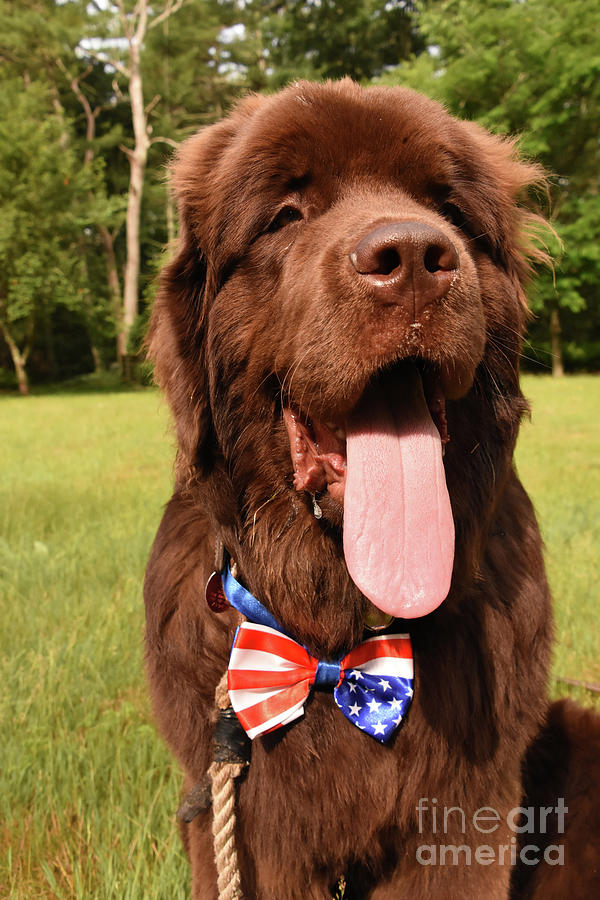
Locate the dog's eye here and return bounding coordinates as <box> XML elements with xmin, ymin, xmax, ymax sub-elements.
<box><xmin>442</xmin><ymin>202</ymin><xmax>470</xmax><ymax>232</ymax></box>
<box><xmin>267</xmin><ymin>205</ymin><xmax>304</xmax><ymax>232</ymax></box>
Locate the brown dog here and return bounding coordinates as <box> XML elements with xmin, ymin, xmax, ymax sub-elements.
<box><xmin>145</xmin><ymin>80</ymin><xmax>599</xmax><ymax>898</ymax></box>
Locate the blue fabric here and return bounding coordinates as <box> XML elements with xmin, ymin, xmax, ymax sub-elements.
<box><xmin>314</xmin><ymin>659</ymin><xmax>342</xmax><ymax>688</ymax></box>
<box><xmin>221</xmin><ymin>567</ymin><xmax>287</xmax><ymax>634</ymax></box>
<box><xmin>333</xmin><ymin>671</ymin><xmax>413</xmax><ymax>743</ymax></box>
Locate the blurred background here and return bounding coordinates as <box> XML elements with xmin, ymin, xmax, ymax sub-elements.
<box><xmin>1</xmin><ymin>2</ymin><xmax>598</xmax><ymax>898</ymax></box>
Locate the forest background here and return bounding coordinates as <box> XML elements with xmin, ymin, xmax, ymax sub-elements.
<box><xmin>0</xmin><ymin>0</ymin><xmax>599</xmax><ymax>394</ymax></box>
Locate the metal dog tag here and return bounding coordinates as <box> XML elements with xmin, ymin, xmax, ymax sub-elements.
<box><xmin>205</xmin><ymin>570</ymin><xmax>230</xmax><ymax>613</ymax></box>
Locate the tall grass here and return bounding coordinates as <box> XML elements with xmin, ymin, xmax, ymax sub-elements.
<box><xmin>516</xmin><ymin>375</ymin><xmax>600</xmax><ymax>694</ymax></box>
<box><xmin>1</xmin><ymin>376</ymin><xmax>598</xmax><ymax>897</ymax></box>
<box><xmin>1</xmin><ymin>392</ymin><xmax>187</xmax><ymax>898</ymax></box>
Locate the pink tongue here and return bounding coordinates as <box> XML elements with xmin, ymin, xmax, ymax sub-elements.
<box><xmin>343</xmin><ymin>366</ymin><xmax>454</xmax><ymax>618</ymax></box>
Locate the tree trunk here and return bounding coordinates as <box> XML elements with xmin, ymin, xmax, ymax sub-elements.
<box><xmin>121</xmin><ymin>36</ymin><xmax>149</xmax><ymax>357</ymax></box>
<box><xmin>61</xmin><ymin>62</ymin><xmax>119</xmax><ymax>369</ymax></box>
<box><xmin>99</xmin><ymin>226</ymin><xmax>125</xmax><ymax>361</ymax></box>
<box><xmin>550</xmin><ymin>305</ymin><xmax>565</xmax><ymax>377</ymax></box>
<box><xmin>1</xmin><ymin>323</ymin><xmax>30</xmax><ymax>395</ymax></box>
<box><xmin>103</xmin><ymin>0</ymin><xmax>184</xmax><ymax>359</ymax></box>
<box><xmin>13</xmin><ymin>355</ymin><xmax>29</xmax><ymax>395</ymax></box>
<box><xmin>166</xmin><ymin>185</ymin><xmax>176</xmax><ymax>246</ymax></box>
<box><xmin>90</xmin><ymin>344</ymin><xmax>102</xmax><ymax>372</ymax></box>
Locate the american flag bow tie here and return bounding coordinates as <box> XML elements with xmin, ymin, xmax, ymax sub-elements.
<box><xmin>227</xmin><ymin>622</ymin><xmax>414</xmax><ymax>742</ymax></box>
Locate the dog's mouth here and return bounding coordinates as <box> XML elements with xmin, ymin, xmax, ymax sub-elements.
<box><xmin>282</xmin><ymin>361</ymin><xmax>455</xmax><ymax>619</ymax></box>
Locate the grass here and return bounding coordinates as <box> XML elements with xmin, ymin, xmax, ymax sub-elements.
<box><xmin>516</xmin><ymin>375</ymin><xmax>600</xmax><ymax>698</ymax></box>
<box><xmin>0</xmin><ymin>391</ymin><xmax>186</xmax><ymax>899</ymax></box>
<box><xmin>1</xmin><ymin>375</ymin><xmax>598</xmax><ymax>898</ymax></box>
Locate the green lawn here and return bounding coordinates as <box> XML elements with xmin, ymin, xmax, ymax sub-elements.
<box><xmin>0</xmin><ymin>392</ymin><xmax>186</xmax><ymax>899</ymax></box>
<box><xmin>516</xmin><ymin>375</ymin><xmax>600</xmax><ymax>694</ymax></box>
<box><xmin>1</xmin><ymin>376</ymin><xmax>598</xmax><ymax>898</ymax></box>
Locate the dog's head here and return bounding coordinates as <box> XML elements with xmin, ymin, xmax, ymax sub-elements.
<box><xmin>149</xmin><ymin>80</ymin><xmax>546</xmax><ymax>650</ymax></box>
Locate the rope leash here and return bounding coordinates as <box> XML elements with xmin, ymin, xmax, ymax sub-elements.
<box><xmin>180</xmin><ymin>543</ymin><xmax>352</xmax><ymax>898</ymax></box>
<box><xmin>209</xmin><ymin>672</ymin><xmax>247</xmax><ymax>900</ymax></box>
<box><xmin>178</xmin><ymin>674</ymin><xmax>350</xmax><ymax>899</ymax></box>
<box><xmin>176</xmin><ymin>671</ymin><xmax>249</xmax><ymax>900</ymax></box>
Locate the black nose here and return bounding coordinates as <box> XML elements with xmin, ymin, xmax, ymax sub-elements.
<box><xmin>349</xmin><ymin>221</ymin><xmax>460</xmax><ymax>318</ymax></box>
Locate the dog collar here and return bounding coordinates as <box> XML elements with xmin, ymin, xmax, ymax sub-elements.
<box><xmin>205</xmin><ymin>539</ymin><xmax>394</xmax><ymax>632</ymax></box>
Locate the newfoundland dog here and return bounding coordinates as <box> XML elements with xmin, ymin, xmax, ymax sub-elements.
<box><xmin>144</xmin><ymin>80</ymin><xmax>600</xmax><ymax>898</ymax></box>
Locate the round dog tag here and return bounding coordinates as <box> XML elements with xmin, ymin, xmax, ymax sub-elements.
<box><xmin>205</xmin><ymin>571</ymin><xmax>230</xmax><ymax>613</ymax></box>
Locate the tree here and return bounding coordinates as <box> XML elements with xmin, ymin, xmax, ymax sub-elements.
<box><xmin>55</xmin><ymin>59</ymin><xmax>131</xmax><ymax>370</ymax></box>
<box><xmin>80</xmin><ymin>1</ymin><xmax>187</xmax><ymax>362</ymax></box>
<box><xmin>0</xmin><ymin>78</ymin><xmax>97</xmax><ymax>393</ymax></box>
<box><xmin>216</xmin><ymin>0</ymin><xmax>422</xmax><ymax>88</ymax></box>
<box><xmin>0</xmin><ymin>0</ymin><xmax>128</xmax><ymax>376</ymax></box>
<box><xmin>0</xmin><ymin>0</ymin><xmax>233</xmax><ymax>382</ymax></box>
<box><xmin>268</xmin><ymin>0</ymin><xmax>421</xmax><ymax>84</ymax></box>
<box><xmin>79</xmin><ymin>0</ymin><xmax>240</xmax><ymax>364</ymax></box>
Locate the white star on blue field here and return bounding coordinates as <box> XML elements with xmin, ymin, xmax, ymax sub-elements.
<box><xmin>333</xmin><ymin>670</ymin><xmax>414</xmax><ymax>742</ymax></box>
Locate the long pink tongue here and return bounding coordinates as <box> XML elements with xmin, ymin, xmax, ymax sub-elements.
<box><xmin>343</xmin><ymin>366</ymin><xmax>454</xmax><ymax>618</ymax></box>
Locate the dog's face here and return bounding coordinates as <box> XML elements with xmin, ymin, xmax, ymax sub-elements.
<box><xmin>150</xmin><ymin>81</ymin><xmax>544</xmax><ymax>642</ymax></box>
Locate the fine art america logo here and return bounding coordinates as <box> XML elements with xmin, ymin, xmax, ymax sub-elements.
<box><xmin>416</xmin><ymin>797</ymin><xmax>567</xmax><ymax>866</ymax></box>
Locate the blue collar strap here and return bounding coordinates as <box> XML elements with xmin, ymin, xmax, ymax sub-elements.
<box><xmin>221</xmin><ymin>566</ymin><xmax>288</xmax><ymax>634</ymax></box>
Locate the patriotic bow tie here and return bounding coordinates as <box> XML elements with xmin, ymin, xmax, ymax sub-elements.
<box><xmin>219</xmin><ymin>567</ymin><xmax>414</xmax><ymax>743</ymax></box>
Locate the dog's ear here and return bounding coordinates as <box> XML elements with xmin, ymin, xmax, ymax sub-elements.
<box><xmin>147</xmin><ymin>220</ymin><xmax>213</xmax><ymax>478</ymax></box>
<box><xmin>147</xmin><ymin>97</ymin><xmax>264</xmax><ymax>480</ymax></box>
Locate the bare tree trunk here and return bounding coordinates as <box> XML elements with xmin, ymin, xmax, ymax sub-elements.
<box><xmin>166</xmin><ymin>185</ymin><xmax>176</xmax><ymax>246</ymax></box>
<box><xmin>99</xmin><ymin>225</ymin><xmax>125</xmax><ymax>360</ymax></box>
<box><xmin>86</xmin><ymin>0</ymin><xmax>185</xmax><ymax>361</ymax></box>
<box><xmin>90</xmin><ymin>345</ymin><xmax>102</xmax><ymax>372</ymax></box>
<box><xmin>12</xmin><ymin>354</ymin><xmax>29</xmax><ymax>395</ymax></box>
<box><xmin>1</xmin><ymin>322</ymin><xmax>30</xmax><ymax>395</ymax></box>
<box><xmin>58</xmin><ymin>60</ymin><xmax>124</xmax><ymax>366</ymax></box>
<box><xmin>122</xmin><ymin>34</ymin><xmax>149</xmax><ymax>356</ymax></box>
<box><xmin>550</xmin><ymin>305</ymin><xmax>565</xmax><ymax>377</ymax></box>
<box><xmin>122</xmin><ymin>0</ymin><xmax>150</xmax><ymax>358</ymax></box>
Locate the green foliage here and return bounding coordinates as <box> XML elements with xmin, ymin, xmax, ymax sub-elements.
<box><xmin>126</xmin><ymin>309</ymin><xmax>151</xmax><ymax>357</ymax></box>
<box><xmin>216</xmin><ymin>0</ymin><xmax>422</xmax><ymax>88</ymax></box>
<box><xmin>142</xmin><ymin>0</ymin><xmax>239</xmax><ymax>132</ymax></box>
<box><xmin>0</xmin><ymin>0</ymin><xmax>240</xmax><ymax>388</ymax></box>
<box><xmin>0</xmin><ymin>78</ymin><xmax>98</xmax><ymax>356</ymax></box>
<box><xmin>266</xmin><ymin>0</ymin><xmax>421</xmax><ymax>84</ymax></box>
<box><xmin>125</xmin><ymin>309</ymin><xmax>155</xmax><ymax>384</ymax></box>
<box><xmin>0</xmin><ymin>0</ymin><xmax>598</xmax><ymax>380</ymax></box>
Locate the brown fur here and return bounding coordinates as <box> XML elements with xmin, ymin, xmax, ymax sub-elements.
<box><xmin>144</xmin><ymin>81</ymin><xmax>599</xmax><ymax>898</ymax></box>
